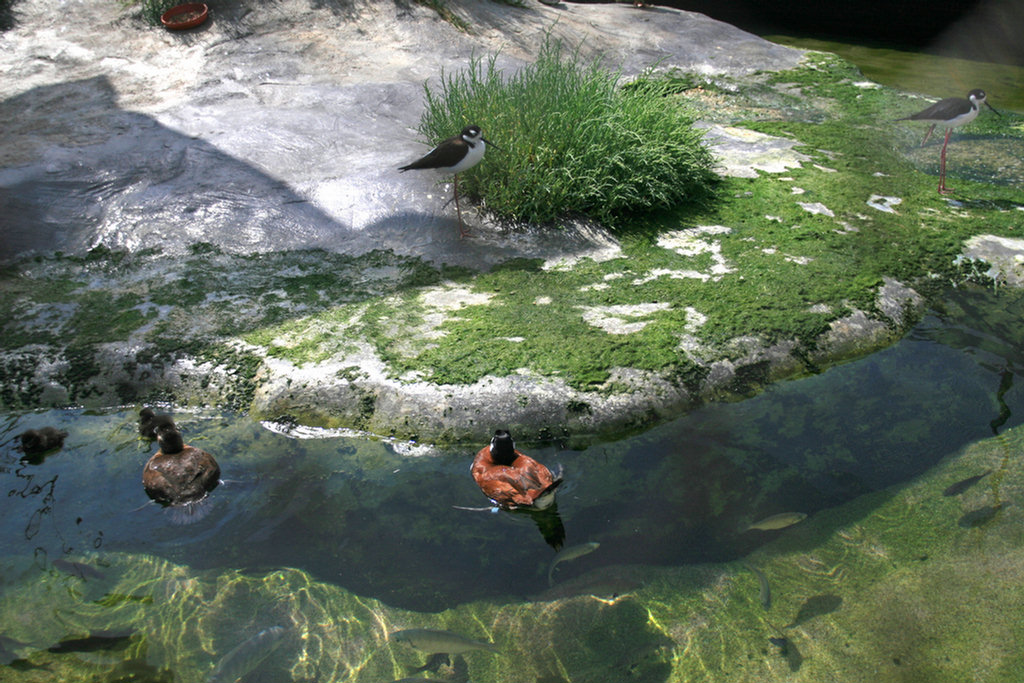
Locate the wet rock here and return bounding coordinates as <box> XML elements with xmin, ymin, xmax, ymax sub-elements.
<box><xmin>959</xmin><ymin>234</ymin><xmax>1024</xmax><ymax>286</ymax></box>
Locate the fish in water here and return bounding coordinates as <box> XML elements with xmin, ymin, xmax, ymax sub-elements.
<box><xmin>390</xmin><ymin>628</ymin><xmax>498</xmax><ymax>654</ymax></box>
<box><xmin>19</xmin><ymin>427</ymin><xmax>68</xmax><ymax>456</ymax></box>
<box><xmin>47</xmin><ymin>629</ymin><xmax>135</xmax><ymax>653</ymax></box>
<box><xmin>547</xmin><ymin>541</ymin><xmax>600</xmax><ymax>587</ymax></box>
<box><xmin>139</xmin><ymin>407</ymin><xmax>176</xmax><ymax>440</ymax></box>
<box><xmin>743</xmin><ymin>563</ymin><xmax>771</xmax><ymax>610</ymax></box>
<box><xmin>958</xmin><ymin>503</ymin><xmax>1003</xmax><ymax>528</ymax></box>
<box><xmin>744</xmin><ymin>512</ymin><xmax>807</xmax><ymax>532</ymax></box>
<box><xmin>53</xmin><ymin>559</ymin><xmax>106</xmax><ymax>581</ymax></box>
<box><xmin>942</xmin><ymin>470</ymin><xmax>992</xmax><ymax>497</ymax></box>
<box><xmin>207</xmin><ymin>625</ymin><xmax>287</xmax><ymax>683</ymax></box>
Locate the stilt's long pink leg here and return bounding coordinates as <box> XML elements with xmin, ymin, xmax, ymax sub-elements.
<box><xmin>453</xmin><ymin>174</ymin><xmax>469</xmax><ymax>239</ymax></box>
<box><xmin>921</xmin><ymin>124</ymin><xmax>936</xmax><ymax>147</ymax></box>
<box><xmin>938</xmin><ymin>128</ymin><xmax>953</xmax><ymax>195</ymax></box>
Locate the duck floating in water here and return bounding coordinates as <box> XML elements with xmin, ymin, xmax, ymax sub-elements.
<box><xmin>19</xmin><ymin>426</ymin><xmax>68</xmax><ymax>462</ymax></box>
<box><xmin>138</xmin><ymin>407</ymin><xmax>176</xmax><ymax>440</ymax></box>
<box><xmin>142</xmin><ymin>425</ymin><xmax>220</xmax><ymax>509</ymax></box>
<box><xmin>471</xmin><ymin>429</ymin><xmax>562</xmax><ymax>511</ymax></box>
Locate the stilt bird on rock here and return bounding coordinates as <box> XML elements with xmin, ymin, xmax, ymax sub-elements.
<box><xmin>399</xmin><ymin>125</ymin><xmax>496</xmax><ymax>238</ymax></box>
<box><xmin>897</xmin><ymin>89</ymin><xmax>999</xmax><ymax>194</ymax></box>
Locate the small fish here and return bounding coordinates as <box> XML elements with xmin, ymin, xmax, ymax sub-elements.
<box><xmin>46</xmin><ymin>629</ymin><xmax>134</xmax><ymax>653</ymax></box>
<box><xmin>53</xmin><ymin>559</ymin><xmax>106</xmax><ymax>581</ymax></box>
<box><xmin>958</xmin><ymin>504</ymin><xmax>1003</xmax><ymax>528</ymax></box>
<box><xmin>942</xmin><ymin>470</ymin><xmax>992</xmax><ymax>497</ymax></box>
<box><xmin>535</xmin><ymin>574</ymin><xmax>641</xmax><ymax>602</ymax></box>
<box><xmin>207</xmin><ymin>625</ymin><xmax>287</xmax><ymax>683</ymax></box>
<box><xmin>390</xmin><ymin>628</ymin><xmax>498</xmax><ymax>654</ymax></box>
<box><xmin>547</xmin><ymin>541</ymin><xmax>600</xmax><ymax>586</ymax></box>
<box><xmin>744</xmin><ymin>512</ymin><xmax>807</xmax><ymax>532</ymax></box>
<box><xmin>743</xmin><ymin>564</ymin><xmax>771</xmax><ymax>610</ymax></box>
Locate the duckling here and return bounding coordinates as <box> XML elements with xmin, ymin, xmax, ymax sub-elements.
<box><xmin>138</xmin><ymin>407</ymin><xmax>176</xmax><ymax>440</ymax></box>
<box><xmin>142</xmin><ymin>425</ymin><xmax>220</xmax><ymax>507</ymax></box>
<box><xmin>471</xmin><ymin>429</ymin><xmax>562</xmax><ymax>510</ymax></box>
<box><xmin>19</xmin><ymin>427</ymin><xmax>68</xmax><ymax>456</ymax></box>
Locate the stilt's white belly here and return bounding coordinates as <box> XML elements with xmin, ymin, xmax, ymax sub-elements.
<box><xmin>449</xmin><ymin>140</ymin><xmax>485</xmax><ymax>173</ymax></box>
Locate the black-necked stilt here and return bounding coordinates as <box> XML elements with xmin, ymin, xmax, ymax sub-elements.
<box><xmin>399</xmin><ymin>124</ymin><xmax>496</xmax><ymax>238</ymax></box>
<box><xmin>897</xmin><ymin>89</ymin><xmax>1000</xmax><ymax>195</ymax></box>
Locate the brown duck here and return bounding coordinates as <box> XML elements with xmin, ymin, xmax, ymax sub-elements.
<box><xmin>142</xmin><ymin>425</ymin><xmax>220</xmax><ymax>506</ymax></box>
<box><xmin>471</xmin><ymin>429</ymin><xmax>562</xmax><ymax>510</ymax></box>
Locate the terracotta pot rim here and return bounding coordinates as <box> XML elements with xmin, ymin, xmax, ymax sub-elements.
<box><xmin>160</xmin><ymin>2</ymin><xmax>209</xmax><ymax>30</ymax></box>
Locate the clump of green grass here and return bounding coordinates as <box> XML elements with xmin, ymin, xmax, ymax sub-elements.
<box><xmin>416</xmin><ymin>39</ymin><xmax>718</xmax><ymax>227</ymax></box>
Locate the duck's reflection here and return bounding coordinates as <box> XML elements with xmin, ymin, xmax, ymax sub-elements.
<box><xmin>512</xmin><ymin>502</ymin><xmax>566</xmax><ymax>551</ymax></box>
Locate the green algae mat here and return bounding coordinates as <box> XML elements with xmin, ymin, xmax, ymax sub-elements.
<box><xmin>2</xmin><ymin>423</ymin><xmax>1021</xmax><ymax>682</ymax></box>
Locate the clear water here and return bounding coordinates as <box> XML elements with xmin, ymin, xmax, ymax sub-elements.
<box><xmin>3</xmin><ymin>286</ymin><xmax>1022</xmax><ymax>617</ymax></box>
<box><xmin>762</xmin><ymin>34</ymin><xmax>1024</xmax><ymax>113</ymax></box>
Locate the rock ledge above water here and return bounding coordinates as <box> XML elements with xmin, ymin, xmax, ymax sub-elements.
<box><xmin>3</xmin><ymin>0</ymin><xmax>1020</xmax><ymax>443</ymax></box>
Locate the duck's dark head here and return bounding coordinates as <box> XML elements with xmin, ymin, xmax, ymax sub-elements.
<box><xmin>139</xmin><ymin>407</ymin><xmax>176</xmax><ymax>437</ymax></box>
<box><xmin>156</xmin><ymin>425</ymin><xmax>184</xmax><ymax>454</ymax></box>
<box><xmin>20</xmin><ymin>429</ymin><xmax>43</xmax><ymax>453</ymax></box>
<box><xmin>489</xmin><ymin>429</ymin><xmax>518</xmax><ymax>466</ymax></box>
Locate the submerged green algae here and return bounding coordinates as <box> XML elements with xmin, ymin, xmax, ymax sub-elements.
<box><xmin>2</xmin><ymin>424</ymin><xmax>1021</xmax><ymax>682</ymax></box>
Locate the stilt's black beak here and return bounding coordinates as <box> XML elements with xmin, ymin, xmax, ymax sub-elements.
<box><xmin>985</xmin><ymin>101</ymin><xmax>1002</xmax><ymax>117</ymax></box>
<box><xmin>482</xmin><ymin>137</ymin><xmax>502</xmax><ymax>152</ymax></box>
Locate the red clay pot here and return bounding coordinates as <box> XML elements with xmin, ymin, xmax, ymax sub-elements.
<box><xmin>161</xmin><ymin>3</ymin><xmax>209</xmax><ymax>30</ymax></box>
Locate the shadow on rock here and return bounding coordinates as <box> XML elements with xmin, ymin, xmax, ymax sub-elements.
<box><xmin>769</xmin><ymin>636</ymin><xmax>803</xmax><ymax>672</ymax></box>
<box><xmin>784</xmin><ymin>593</ymin><xmax>842</xmax><ymax>628</ymax></box>
<box><xmin>1</xmin><ymin>76</ymin><xmax>627</xmax><ymax>272</ymax></box>
<box><xmin>0</xmin><ymin>76</ymin><xmax>356</xmax><ymax>263</ymax></box>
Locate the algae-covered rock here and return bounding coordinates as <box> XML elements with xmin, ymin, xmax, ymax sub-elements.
<box><xmin>1</xmin><ymin>0</ymin><xmax>1022</xmax><ymax>441</ymax></box>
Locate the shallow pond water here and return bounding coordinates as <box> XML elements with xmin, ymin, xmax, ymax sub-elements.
<box><xmin>762</xmin><ymin>34</ymin><xmax>1024</xmax><ymax>113</ymax></box>
<box><xmin>2</xmin><ymin>286</ymin><xmax>1023</xmax><ymax>667</ymax></box>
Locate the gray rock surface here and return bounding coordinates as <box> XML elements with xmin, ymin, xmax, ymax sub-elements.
<box><xmin>1</xmin><ymin>0</ymin><xmax>802</xmax><ymax>266</ymax></box>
